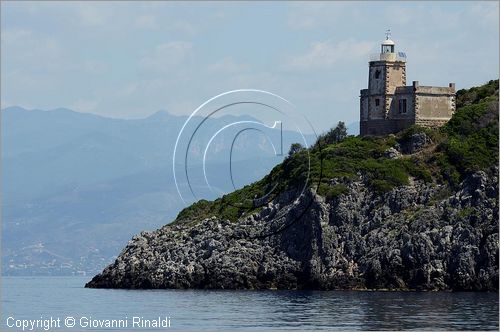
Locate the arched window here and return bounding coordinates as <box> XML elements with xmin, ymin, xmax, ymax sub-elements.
<box><xmin>375</xmin><ymin>69</ymin><xmax>381</xmax><ymax>79</ymax></box>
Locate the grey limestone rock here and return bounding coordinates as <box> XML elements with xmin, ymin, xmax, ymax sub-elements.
<box><xmin>86</xmin><ymin>170</ymin><xmax>498</xmax><ymax>291</ymax></box>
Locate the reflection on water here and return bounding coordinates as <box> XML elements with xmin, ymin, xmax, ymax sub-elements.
<box><xmin>2</xmin><ymin>277</ymin><xmax>498</xmax><ymax>331</ymax></box>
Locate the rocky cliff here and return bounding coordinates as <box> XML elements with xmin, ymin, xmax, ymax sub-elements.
<box><xmin>85</xmin><ymin>167</ymin><xmax>498</xmax><ymax>290</ymax></box>
<box><xmin>86</xmin><ymin>80</ymin><xmax>499</xmax><ymax>291</ymax></box>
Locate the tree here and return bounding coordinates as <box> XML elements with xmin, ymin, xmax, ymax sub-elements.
<box><xmin>331</xmin><ymin>121</ymin><xmax>347</xmax><ymax>143</ymax></box>
<box><xmin>288</xmin><ymin>143</ymin><xmax>304</xmax><ymax>157</ymax></box>
<box><xmin>316</xmin><ymin>121</ymin><xmax>348</xmax><ymax>147</ymax></box>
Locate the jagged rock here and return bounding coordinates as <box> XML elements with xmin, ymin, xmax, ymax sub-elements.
<box><xmin>384</xmin><ymin>147</ymin><xmax>401</xmax><ymax>159</ymax></box>
<box><xmin>398</xmin><ymin>132</ymin><xmax>432</xmax><ymax>154</ymax></box>
<box><xmin>86</xmin><ymin>170</ymin><xmax>498</xmax><ymax>291</ymax></box>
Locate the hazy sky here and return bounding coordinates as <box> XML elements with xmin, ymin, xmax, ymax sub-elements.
<box><xmin>1</xmin><ymin>1</ymin><xmax>498</xmax><ymax>132</ymax></box>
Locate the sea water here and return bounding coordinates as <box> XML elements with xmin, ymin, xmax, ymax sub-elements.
<box><xmin>1</xmin><ymin>277</ymin><xmax>498</xmax><ymax>331</ymax></box>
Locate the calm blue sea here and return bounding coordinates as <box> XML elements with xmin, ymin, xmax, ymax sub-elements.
<box><xmin>1</xmin><ymin>277</ymin><xmax>498</xmax><ymax>331</ymax></box>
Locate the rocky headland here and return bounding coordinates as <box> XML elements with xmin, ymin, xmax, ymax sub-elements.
<box><xmin>86</xmin><ymin>80</ymin><xmax>499</xmax><ymax>291</ymax></box>
<box><xmin>85</xmin><ymin>169</ymin><xmax>498</xmax><ymax>290</ymax></box>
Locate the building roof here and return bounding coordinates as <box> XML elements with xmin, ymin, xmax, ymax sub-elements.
<box><xmin>382</xmin><ymin>38</ymin><xmax>395</xmax><ymax>46</ymax></box>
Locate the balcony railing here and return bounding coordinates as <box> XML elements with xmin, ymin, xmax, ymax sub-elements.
<box><xmin>370</xmin><ymin>52</ymin><xmax>407</xmax><ymax>62</ymax></box>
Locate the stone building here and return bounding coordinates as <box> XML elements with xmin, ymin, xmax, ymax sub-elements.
<box><xmin>360</xmin><ymin>32</ymin><xmax>456</xmax><ymax>136</ymax></box>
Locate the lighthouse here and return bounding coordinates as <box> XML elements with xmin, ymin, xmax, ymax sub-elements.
<box><xmin>360</xmin><ymin>31</ymin><xmax>455</xmax><ymax>136</ymax></box>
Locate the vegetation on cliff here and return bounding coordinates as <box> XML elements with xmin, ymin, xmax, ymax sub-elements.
<box><xmin>87</xmin><ymin>80</ymin><xmax>499</xmax><ymax>291</ymax></box>
<box><xmin>175</xmin><ymin>80</ymin><xmax>499</xmax><ymax>224</ymax></box>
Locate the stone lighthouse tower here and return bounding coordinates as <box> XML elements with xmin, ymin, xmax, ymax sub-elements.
<box><xmin>367</xmin><ymin>31</ymin><xmax>406</xmax><ymax>117</ymax></box>
<box><xmin>360</xmin><ymin>31</ymin><xmax>455</xmax><ymax>136</ymax></box>
<box><xmin>360</xmin><ymin>30</ymin><xmax>407</xmax><ymax>135</ymax></box>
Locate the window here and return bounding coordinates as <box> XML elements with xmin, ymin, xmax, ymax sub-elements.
<box><xmin>399</xmin><ymin>99</ymin><xmax>407</xmax><ymax>114</ymax></box>
<box><xmin>375</xmin><ymin>69</ymin><xmax>381</xmax><ymax>79</ymax></box>
<box><xmin>382</xmin><ymin>45</ymin><xmax>394</xmax><ymax>53</ymax></box>
<box><xmin>375</xmin><ymin>98</ymin><xmax>380</xmax><ymax>106</ymax></box>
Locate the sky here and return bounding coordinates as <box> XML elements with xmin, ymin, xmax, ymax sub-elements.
<box><xmin>1</xmin><ymin>1</ymin><xmax>499</xmax><ymax>132</ymax></box>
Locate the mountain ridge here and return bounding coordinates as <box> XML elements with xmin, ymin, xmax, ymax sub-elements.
<box><xmin>2</xmin><ymin>106</ymin><xmax>315</xmax><ymax>275</ymax></box>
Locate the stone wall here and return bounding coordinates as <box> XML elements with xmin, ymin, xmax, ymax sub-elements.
<box><xmin>360</xmin><ymin>89</ymin><xmax>369</xmax><ymax>122</ymax></box>
<box><xmin>368</xmin><ymin>62</ymin><xmax>386</xmax><ymax>95</ymax></box>
<box><xmin>384</xmin><ymin>61</ymin><xmax>406</xmax><ymax>95</ymax></box>
<box><xmin>364</xmin><ymin>60</ymin><xmax>407</xmax><ymax>122</ymax></box>
<box><xmin>360</xmin><ymin>59</ymin><xmax>455</xmax><ymax>136</ymax></box>
<box><xmin>415</xmin><ymin>85</ymin><xmax>456</xmax><ymax>125</ymax></box>
<box><xmin>414</xmin><ymin>118</ymin><xmax>450</xmax><ymax>128</ymax></box>
<box><xmin>388</xmin><ymin>86</ymin><xmax>415</xmax><ymax>121</ymax></box>
<box><xmin>360</xmin><ymin>118</ymin><xmax>414</xmax><ymax>136</ymax></box>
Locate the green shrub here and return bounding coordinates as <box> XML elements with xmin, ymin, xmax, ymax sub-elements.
<box><xmin>370</xmin><ymin>179</ymin><xmax>394</xmax><ymax>193</ymax></box>
<box><xmin>318</xmin><ymin>183</ymin><xmax>349</xmax><ymax>200</ymax></box>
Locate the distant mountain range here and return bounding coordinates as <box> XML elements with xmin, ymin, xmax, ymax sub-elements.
<box><xmin>2</xmin><ymin>106</ymin><xmax>323</xmax><ymax>275</ymax></box>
